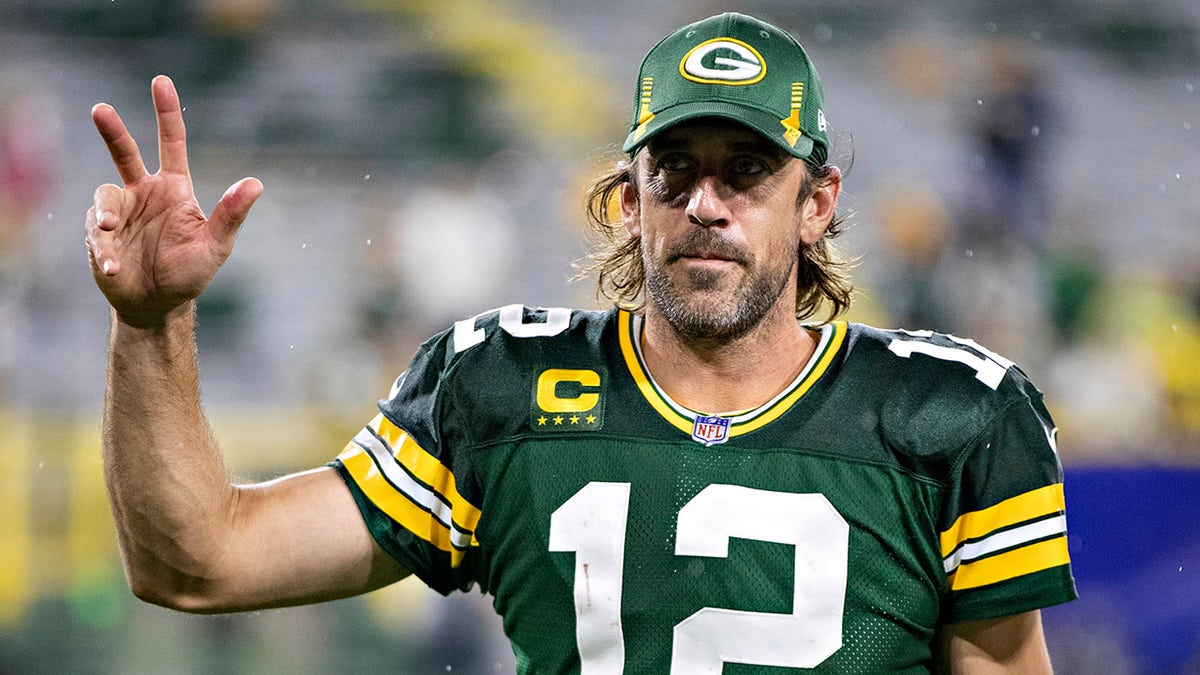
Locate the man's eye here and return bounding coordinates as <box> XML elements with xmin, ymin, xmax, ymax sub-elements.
<box><xmin>729</xmin><ymin>157</ymin><xmax>768</xmax><ymax>176</ymax></box>
<box><xmin>656</xmin><ymin>155</ymin><xmax>692</xmax><ymax>173</ymax></box>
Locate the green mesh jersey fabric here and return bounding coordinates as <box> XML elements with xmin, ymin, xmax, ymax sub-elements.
<box><xmin>330</xmin><ymin>306</ymin><xmax>1076</xmax><ymax>673</ymax></box>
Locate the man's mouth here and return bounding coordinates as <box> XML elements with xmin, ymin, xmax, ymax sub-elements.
<box><xmin>670</xmin><ymin>249</ymin><xmax>746</xmax><ymax>268</ymax></box>
<box><xmin>667</xmin><ymin>233</ymin><xmax>748</xmax><ymax>266</ymax></box>
<box><xmin>684</xmin><ymin>249</ymin><xmax>733</xmax><ymax>261</ymax></box>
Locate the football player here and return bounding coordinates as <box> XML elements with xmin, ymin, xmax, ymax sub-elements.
<box><xmin>85</xmin><ymin>12</ymin><xmax>1075</xmax><ymax>673</ymax></box>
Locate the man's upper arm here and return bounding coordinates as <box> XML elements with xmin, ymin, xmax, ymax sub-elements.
<box><xmin>173</xmin><ymin>466</ymin><xmax>410</xmax><ymax>613</ymax></box>
<box><xmin>935</xmin><ymin>610</ymin><xmax>1053</xmax><ymax>674</ymax></box>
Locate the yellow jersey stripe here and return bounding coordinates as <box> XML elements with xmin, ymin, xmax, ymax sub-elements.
<box><xmin>735</xmin><ymin>322</ymin><xmax>846</xmax><ymax>434</ymax></box>
<box><xmin>948</xmin><ymin>536</ymin><xmax>1070</xmax><ymax>591</ymax></box>
<box><xmin>944</xmin><ymin>514</ymin><xmax>1067</xmax><ymax>574</ymax></box>
<box><xmin>337</xmin><ymin>444</ymin><xmax>469</xmax><ymax>566</ymax></box>
<box><xmin>618</xmin><ymin>311</ymin><xmax>693</xmax><ymax>435</ymax></box>
<box><xmin>351</xmin><ymin>423</ymin><xmax>480</xmax><ymax>545</ymax></box>
<box><xmin>371</xmin><ymin>415</ymin><xmax>482</xmax><ymax>534</ymax></box>
<box><xmin>940</xmin><ymin>483</ymin><xmax>1065</xmax><ymax>556</ymax></box>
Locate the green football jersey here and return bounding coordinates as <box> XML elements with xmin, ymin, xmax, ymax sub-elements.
<box><xmin>330</xmin><ymin>305</ymin><xmax>1076</xmax><ymax>673</ymax></box>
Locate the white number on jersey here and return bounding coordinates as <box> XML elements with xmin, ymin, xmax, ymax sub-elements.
<box><xmin>887</xmin><ymin>331</ymin><xmax>1015</xmax><ymax>391</ymax></box>
<box><xmin>549</xmin><ymin>482</ymin><xmax>849</xmax><ymax>673</ymax></box>
<box><xmin>453</xmin><ymin>305</ymin><xmax>572</xmax><ymax>353</ymax></box>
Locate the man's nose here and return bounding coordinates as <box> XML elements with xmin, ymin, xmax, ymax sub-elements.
<box><xmin>685</xmin><ymin>176</ymin><xmax>731</xmax><ymax>227</ymax></box>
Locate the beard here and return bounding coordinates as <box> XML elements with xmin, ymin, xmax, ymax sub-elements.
<box><xmin>643</xmin><ymin>228</ymin><xmax>797</xmax><ymax>342</ymax></box>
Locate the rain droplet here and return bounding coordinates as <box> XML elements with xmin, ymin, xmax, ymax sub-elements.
<box><xmin>289</xmin><ymin>344</ymin><xmax>295</xmax><ymax>349</ymax></box>
<box><xmin>1186</xmin><ymin>122</ymin><xmax>1193</xmax><ymax>130</ymax></box>
<box><xmin>301</xmin><ymin>243</ymin><xmax>307</xmax><ymax>249</ymax></box>
<box><xmin>1031</xmin><ymin>126</ymin><xmax>1040</xmax><ymax>136</ymax></box>
<box><xmin>47</xmin><ymin>212</ymin><xmax>54</xmax><ymax>220</ymax></box>
<box><xmin>364</xmin><ymin>174</ymin><xmax>371</xmax><ymax>181</ymax></box>
<box><xmin>366</xmin><ymin>238</ymin><xmax>372</xmax><ymax>245</ymax></box>
<box><xmin>985</xmin><ymin>22</ymin><xmax>998</xmax><ymax>32</ymax></box>
<box><xmin>965</xmin><ymin>249</ymin><xmax>975</xmax><ymax>258</ymax></box>
<box><xmin>977</xmin><ymin>99</ymin><xmax>984</xmax><ymax>106</ymax></box>
<box><xmin>1177</xmin><ymin>174</ymin><xmax>1182</xmax><ymax>179</ymax></box>
<box><xmin>1031</xmin><ymin>30</ymin><xmax>1042</xmax><ymax>40</ymax></box>
<box><xmin>1187</xmin><ymin>84</ymin><xmax>1195</xmax><ymax>92</ymax></box>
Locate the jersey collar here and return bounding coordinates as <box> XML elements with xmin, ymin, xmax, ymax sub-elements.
<box><xmin>617</xmin><ymin>310</ymin><xmax>847</xmax><ymax>439</ymax></box>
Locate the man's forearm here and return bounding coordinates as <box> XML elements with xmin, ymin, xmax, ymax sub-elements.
<box><xmin>102</xmin><ymin>302</ymin><xmax>237</xmax><ymax>605</ymax></box>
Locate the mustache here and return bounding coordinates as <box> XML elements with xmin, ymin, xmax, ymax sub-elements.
<box><xmin>664</xmin><ymin>229</ymin><xmax>751</xmax><ymax>265</ymax></box>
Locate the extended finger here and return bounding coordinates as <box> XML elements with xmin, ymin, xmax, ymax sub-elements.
<box><xmin>92</xmin><ymin>103</ymin><xmax>149</xmax><ymax>185</ymax></box>
<box><xmin>92</xmin><ymin>183</ymin><xmax>126</xmax><ymax>232</ymax></box>
<box><xmin>208</xmin><ymin>177</ymin><xmax>263</xmax><ymax>241</ymax></box>
<box><xmin>152</xmin><ymin>75</ymin><xmax>190</xmax><ymax>176</ymax></box>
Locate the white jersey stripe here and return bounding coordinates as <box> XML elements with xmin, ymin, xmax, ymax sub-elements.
<box><xmin>943</xmin><ymin>514</ymin><xmax>1067</xmax><ymax>574</ymax></box>
<box><xmin>353</xmin><ymin>428</ymin><xmax>475</xmax><ymax>550</ymax></box>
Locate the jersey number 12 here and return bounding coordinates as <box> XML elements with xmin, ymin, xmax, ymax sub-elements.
<box><xmin>549</xmin><ymin>482</ymin><xmax>849</xmax><ymax>673</ymax></box>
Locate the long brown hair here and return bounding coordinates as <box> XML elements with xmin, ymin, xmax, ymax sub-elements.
<box><xmin>579</xmin><ymin>155</ymin><xmax>855</xmax><ymax>323</ymax></box>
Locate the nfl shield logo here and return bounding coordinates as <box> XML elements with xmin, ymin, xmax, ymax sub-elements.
<box><xmin>691</xmin><ymin>415</ymin><xmax>731</xmax><ymax>446</ymax></box>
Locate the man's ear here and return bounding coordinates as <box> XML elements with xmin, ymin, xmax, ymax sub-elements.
<box><xmin>621</xmin><ymin>178</ymin><xmax>641</xmax><ymax>238</ymax></box>
<box><xmin>798</xmin><ymin>166</ymin><xmax>842</xmax><ymax>244</ymax></box>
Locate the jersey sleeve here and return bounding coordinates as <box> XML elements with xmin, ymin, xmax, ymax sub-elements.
<box><xmin>938</xmin><ymin>377</ymin><xmax>1078</xmax><ymax>622</ymax></box>
<box><xmin>328</xmin><ymin>328</ymin><xmax>485</xmax><ymax>596</ymax></box>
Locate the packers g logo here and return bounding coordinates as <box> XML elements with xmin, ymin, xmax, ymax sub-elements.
<box><xmin>680</xmin><ymin>38</ymin><xmax>766</xmax><ymax>85</ymax></box>
<box><xmin>532</xmin><ymin>368</ymin><xmax>605</xmax><ymax>431</ymax></box>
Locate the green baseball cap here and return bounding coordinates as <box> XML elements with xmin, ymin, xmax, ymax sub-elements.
<box><xmin>622</xmin><ymin>12</ymin><xmax>829</xmax><ymax>165</ymax></box>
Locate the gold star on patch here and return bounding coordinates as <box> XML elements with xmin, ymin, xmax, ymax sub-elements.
<box><xmin>586</xmin><ymin>414</ymin><xmax>597</xmax><ymax>424</ymax></box>
<box><xmin>537</xmin><ymin>416</ymin><xmax>547</xmax><ymax>426</ymax></box>
<box><xmin>570</xmin><ymin>415</ymin><xmax>580</xmax><ymax>424</ymax></box>
<box><xmin>553</xmin><ymin>416</ymin><xmax>564</xmax><ymax>425</ymax></box>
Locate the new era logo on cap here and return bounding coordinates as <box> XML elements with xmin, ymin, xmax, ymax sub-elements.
<box><xmin>623</xmin><ymin>12</ymin><xmax>829</xmax><ymax>165</ymax></box>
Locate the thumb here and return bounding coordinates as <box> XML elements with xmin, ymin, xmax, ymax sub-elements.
<box><xmin>208</xmin><ymin>177</ymin><xmax>263</xmax><ymax>240</ymax></box>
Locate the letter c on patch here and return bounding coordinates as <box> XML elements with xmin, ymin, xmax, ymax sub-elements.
<box><xmin>537</xmin><ymin>369</ymin><xmax>601</xmax><ymax>413</ymax></box>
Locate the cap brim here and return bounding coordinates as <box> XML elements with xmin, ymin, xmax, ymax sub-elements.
<box><xmin>622</xmin><ymin>100</ymin><xmax>816</xmax><ymax>160</ymax></box>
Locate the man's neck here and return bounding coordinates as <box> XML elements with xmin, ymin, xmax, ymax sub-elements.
<box><xmin>638</xmin><ymin>305</ymin><xmax>817</xmax><ymax>415</ymax></box>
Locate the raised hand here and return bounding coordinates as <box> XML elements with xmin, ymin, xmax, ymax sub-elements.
<box><xmin>86</xmin><ymin>75</ymin><xmax>262</xmax><ymax>328</ymax></box>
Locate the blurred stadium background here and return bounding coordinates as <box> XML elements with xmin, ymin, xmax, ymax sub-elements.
<box><xmin>1</xmin><ymin>0</ymin><xmax>1198</xmax><ymax>672</ymax></box>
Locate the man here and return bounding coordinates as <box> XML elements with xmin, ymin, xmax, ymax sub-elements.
<box><xmin>85</xmin><ymin>12</ymin><xmax>1075</xmax><ymax>673</ymax></box>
